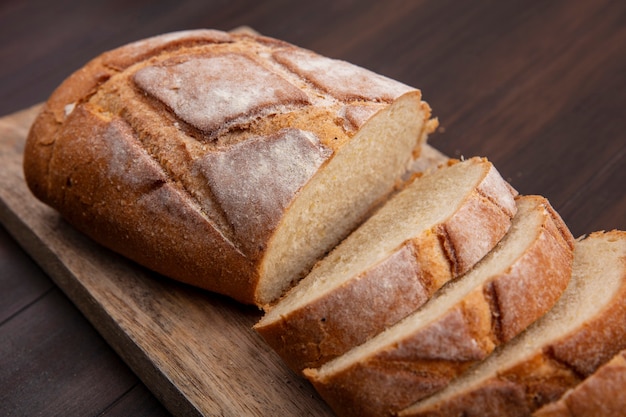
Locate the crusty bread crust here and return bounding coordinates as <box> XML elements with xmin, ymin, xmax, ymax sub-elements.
<box><xmin>304</xmin><ymin>195</ymin><xmax>575</xmax><ymax>417</ymax></box>
<box><xmin>23</xmin><ymin>29</ymin><xmax>435</xmax><ymax>305</ymax></box>
<box><xmin>400</xmin><ymin>230</ymin><xmax>626</xmax><ymax>417</ymax></box>
<box><xmin>532</xmin><ymin>349</ymin><xmax>626</xmax><ymax>417</ymax></box>
<box><xmin>255</xmin><ymin>158</ymin><xmax>518</xmax><ymax>372</ymax></box>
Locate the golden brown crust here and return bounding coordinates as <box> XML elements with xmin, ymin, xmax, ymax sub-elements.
<box><xmin>255</xmin><ymin>242</ymin><xmax>435</xmax><ymax>371</ymax></box>
<box><xmin>466</xmin><ymin>233</ymin><xmax>626</xmax><ymax>417</ymax></box>
<box><xmin>440</xmin><ymin>164</ymin><xmax>518</xmax><ymax>276</ymax></box>
<box><xmin>549</xmin><ymin>272</ymin><xmax>626</xmax><ymax>376</ymax></box>
<box><xmin>41</xmin><ymin>104</ymin><xmax>258</xmax><ymax>300</ymax></box>
<box><xmin>304</xmin><ymin>196</ymin><xmax>574</xmax><ymax>417</ymax></box>
<box><xmin>491</xmin><ymin>198</ymin><xmax>575</xmax><ymax>342</ymax></box>
<box><xmin>23</xmin><ymin>29</ymin><xmax>433</xmax><ymax>305</ymax></box>
<box><xmin>255</xmin><ymin>159</ymin><xmax>518</xmax><ymax>372</ymax></box>
<box><xmin>533</xmin><ymin>350</ymin><xmax>626</xmax><ymax>417</ymax></box>
<box><xmin>400</xmin><ymin>230</ymin><xmax>626</xmax><ymax>417</ymax></box>
<box><xmin>401</xmin><ymin>378</ymin><xmax>533</xmax><ymax>417</ymax></box>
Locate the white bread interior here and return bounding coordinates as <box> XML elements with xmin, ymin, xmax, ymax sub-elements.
<box><xmin>261</xmin><ymin>157</ymin><xmax>503</xmax><ymax>317</ymax></box>
<box><xmin>310</xmin><ymin>195</ymin><xmax>550</xmax><ymax>377</ymax></box>
<box><xmin>400</xmin><ymin>230</ymin><xmax>626</xmax><ymax>416</ymax></box>
<box><xmin>258</xmin><ymin>93</ymin><xmax>429</xmax><ymax>304</ymax></box>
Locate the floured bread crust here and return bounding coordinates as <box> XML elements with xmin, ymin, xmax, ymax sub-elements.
<box><xmin>304</xmin><ymin>195</ymin><xmax>575</xmax><ymax>417</ymax></box>
<box><xmin>533</xmin><ymin>349</ymin><xmax>626</xmax><ymax>417</ymax></box>
<box><xmin>400</xmin><ymin>230</ymin><xmax>626</xmax><ymax>417</ymax></box>
<box><xmin>255</xmin><ymin>158</ymin><xmax>519</xmax><ymax>372</ymax></box>
<box><xmin>23</xmin><ymin>29</ymin><xmax>435</xmax><ymax>305</ymax></box>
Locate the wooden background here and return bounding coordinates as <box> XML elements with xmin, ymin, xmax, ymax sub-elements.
<box><xmin>1</xmin><ymin>1</ymin><xmax>624</xmax><ymax>416</ymax></box>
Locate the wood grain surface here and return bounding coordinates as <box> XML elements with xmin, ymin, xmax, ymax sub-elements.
<box><xmin>1</xmin><ymin>1</ymin><xmax>624</xmax><ymax>416</ymax></box>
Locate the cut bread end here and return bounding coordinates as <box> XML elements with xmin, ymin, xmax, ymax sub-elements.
<box><xmin>256</xmin><ymin>92</ymin><xmax>433</xmax><ymax>305</ymax></box>
<box><xmin>255</xmin><ymin>157</ymin><xmax>518</xmax><ymax>371</ymax></box>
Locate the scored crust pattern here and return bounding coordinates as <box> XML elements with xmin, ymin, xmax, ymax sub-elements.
<box><xmin>24</xmin><ymin>29</ymin><xmax>428</xmax><ymax>303</ymax></box>
<box><xmin>31</xmin><ymin>30</ymin><xmax>417</xmax><ymax>252</ymax></box>
<box><xmin>133</xmin><ymin>53</ymin><xmax>312</xmax><ymax>136</ymax></box>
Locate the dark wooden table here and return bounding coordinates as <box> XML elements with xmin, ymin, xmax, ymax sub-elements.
<box><xmin>1</xmin><ymin>1</ymin><xmax>624</xmax><ymax>416</ymax></box>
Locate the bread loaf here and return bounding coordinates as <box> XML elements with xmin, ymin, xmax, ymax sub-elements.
<box><xmin>23</xmin><ymin>29</ymin><xmax>436</xmax><ymax>306</ymax></box>
<box><xmin>399</xmin><ymin>230</ymin><xmax>626</xmax><ymax>417</ymax></box>
<box><xmin>254</xmin><ymin>157</ymin><xmax>518</xmax><ymax>372</ymax></box>
<box><xmin>532</xmin><ymin>349</ymin><xmax>626</xmax><ymax>417</ymax></box>
<box><xmin>303</xmin><ymin>195</ymin><xmax>575</xmax><ymax>417</ymax></box>
<box><xmin>27</xmin><ymin>30</ymin><xmax>615</xmax><ymax>417</ymax></box>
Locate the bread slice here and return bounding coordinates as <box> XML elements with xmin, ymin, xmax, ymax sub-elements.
<box><xmin>254</xmin><ymin>157</ymin><xmax>518</xmax><ymax>372</ymax></box>
<box><xmin>303</xmin><ymin>195</ymin><xmax>574</xmax><ymax>417</ymax></box>
<box><xmin>399</xmin><ymin>230</ymin><xmax>626</xmax><ymax>417</ymax></box>
<box><xmin>23</xmin><ymin>29</ymin><xmax>437</xmax><ymax>306</ymax></box>
<box><xmin>532</xmin><ymin>349</ymin><xmax>626</xmax><ymax>417</ymax></box>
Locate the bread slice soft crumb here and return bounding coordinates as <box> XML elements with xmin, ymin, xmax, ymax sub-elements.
<box><xmin>400</xmin><ymin>230</ymin><xmax>626</xmax><ymax>417</ymax></box>
<box><xmin>302</xmin><ymin>195</ymin><xmax>574</xmax><ymax>417</ymax></box>
<box><xmin>255</xmin><ymin>158</ymin><xmax>519</xmax><ymax>372</ymax></box>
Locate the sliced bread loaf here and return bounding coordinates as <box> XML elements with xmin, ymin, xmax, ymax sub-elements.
<box><xmin>23</xmin><ymin>29</ymin><xmax>436</xmax><ymax>306</ymax></box>
<box><xmin>533</xmin><ymin>349</ymin><xmax>626</xmax><ymax>417</ymax></box>
<box><xmin>399</xmin><ymin>230</ymin><xmax>626</xmax><ymax>417</ymax></box>
<box><xmin>303</xmin><ymin>195</ymin><xmax>574</xmax><ymax>417</ymax></box>
<box><xmin>254</xmin><ymin>157</ymin><xmax>518</xmax><ymax>372</ymax></box>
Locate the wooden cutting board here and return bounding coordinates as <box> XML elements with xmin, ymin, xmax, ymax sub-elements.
<box><xmin>0</xmin><ymin>102</ymin><xmax>446</xmax><ymax>415</ymax></box>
